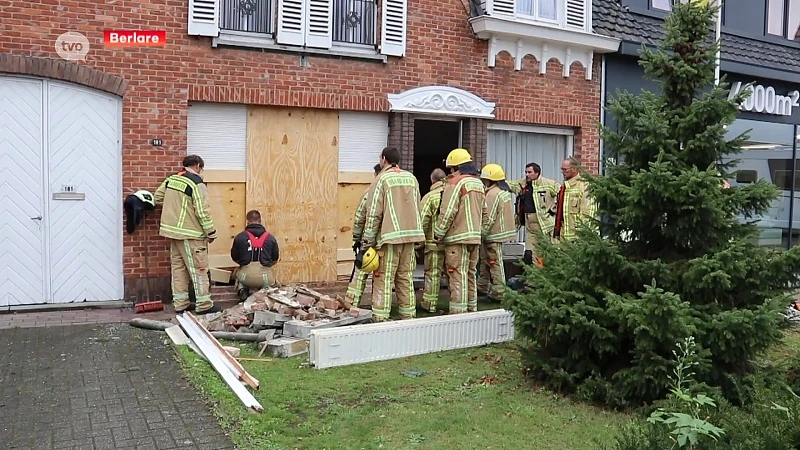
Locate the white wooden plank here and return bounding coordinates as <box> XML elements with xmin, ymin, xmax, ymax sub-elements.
<box><xmin>176</xmin><ymin>315</ymin><xmax>264</xmax><ymax>413</ymax></box>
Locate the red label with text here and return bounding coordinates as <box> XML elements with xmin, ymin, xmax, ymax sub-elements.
<box><xmin>103</xmin><ymin>30</ymin><xmax>166</xmax><ymax>47</ymax></box>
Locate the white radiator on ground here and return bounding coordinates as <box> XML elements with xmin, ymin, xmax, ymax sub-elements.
<box><xmin>308</xmin><ymin>309</ymin><xmax>515</xmax><ymax>369</ymax></box>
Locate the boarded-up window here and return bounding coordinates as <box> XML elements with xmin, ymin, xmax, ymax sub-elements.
<box><xmin>487</xmin><ymin>125</ymin><xmax>573</xmax><ymax>242</ymax></box>
<box><xmin>187</xmin><ymin>102</ymin><xmax>247</xmax><ymax>170</ymax></box>
<box><xmin>338</xmin><ymin>111</ymin><xmax>389</xmax><ymax>172</ymax></box>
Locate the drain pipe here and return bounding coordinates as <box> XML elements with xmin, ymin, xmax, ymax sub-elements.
<box><xmin>599</xmin><ymin>54</ymin><xmax>608</xmax><ymax>175</ymax></box>
<box><xmin>129</xmin><ymin>318</ymin><xmax>271</xmax><ymax>342</ymax></box>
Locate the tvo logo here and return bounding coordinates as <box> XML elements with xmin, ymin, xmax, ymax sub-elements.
<box><xmin>55</xmin><ymin>31</ymin><xmax>90</xmax><ymax>61</ymax></box>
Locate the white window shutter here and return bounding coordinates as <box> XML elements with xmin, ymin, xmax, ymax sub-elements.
<box><xmin>489</xmin><ymin>0</ymin><xmax>516</xmax><ymax>16</ymax></box>
<box><xmin>188</xmin><ymin>0</ymin><xmax>220</xmax><ymax>37</ymax></box>
<box><xmin>565</xmin><ymin>0</ymin><xmax>587</xmax><ymax>30</ymax></box>
<box><xmin>380</xmin><ymin>0</ymin><xmax>407</xmax><ymax>57</ymax></box>
<box><xmin>306</xmin><ymin>0</ymin><xmax>334</xmax><ymax>49</ymax></box>
<box><xmin>277</xmin><ymin>0</ymin><xmax>307</xmax><ymax>46</ymax></box>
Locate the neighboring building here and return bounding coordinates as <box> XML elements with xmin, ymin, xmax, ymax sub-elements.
<box><xmin>595</xmin><ymin>0</ymin><xmax>800</xmax><ymax>249</ymax></box>
<box><xmin>0</xmin><ymin>0</ymin><xmax>620</xmax><ymax>308</ymax></box>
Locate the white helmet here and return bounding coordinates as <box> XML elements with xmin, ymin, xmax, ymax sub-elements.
<box><xmin>133</xmin><ymin>189</ymin><xmax>155</xmax><ymax>208</ymax></box>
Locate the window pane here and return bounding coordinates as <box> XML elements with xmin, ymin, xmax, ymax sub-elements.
<box><xmin>651</xmin><ymin>0</ymin><xmax>671</xmax><ymax>11</ymax></box>
<box><xmin>487</xmin><ymin>129</ymin><xmax>568</xmax><ymax>243</ymax></box>
<box><xmin>768</xmin><ymin>0</ymin><xmax>786</xmax><ymax>36</ymax></box>
<box><xmin>722</xmin><ymin>118</ymin><xmax>795</xmax><ymax>249</ymax></box>
<box><xmin>789</xmin><ymin>0</ymin><xmax>800</xmax><ymax>39</ymax></box>
<box><xmin>332</xmin><ymin>0</ymin><xmax>376</xmax><ymax>45</ymax></box>
<box><xmin>517</xmin><ymin>0</ymin><xmax>534</xmax><ymax>16</ymax></box>
<box><xmin>538</xmin><ymin>0</ymin><xmax>557</xmax><ymax>20</ymax></box>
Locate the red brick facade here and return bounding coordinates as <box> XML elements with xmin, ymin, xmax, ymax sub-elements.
<box><xmin>0</xmin><ymin>0</ymin><xmax>601</xmax><ymax>300</ymax></box>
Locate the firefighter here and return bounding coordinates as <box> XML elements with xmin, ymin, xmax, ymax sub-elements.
<box><xmin>552</xmin><ymin>157</ymin><xmax>598</xmax><ymax>242</ymax></box>
<box><xmin>508</xmin><ymin>162</ymin><xmax>559</xmax><ymax>265</ymax></box>
<box><xmin>434</xmin><ymin>148</ymin><xmax>486</xmax><ymax>314</ymax></box>
<box><xmin>344</xmin><ymin>164</ymin><xmax>382</xmax><ymax>309</ymax></box>
<box><xmin>230</xmin><ymin>209</ymin><xmax>280</xmax><ymax>301</ymax></box>
<box><xmin>417</xmin><ymin>168</ymin><xmax>448</xmax><ymax>312</ymax></box>
<box><xmin>361</xmin><ymin>147</ymin><xmax>425</xmax><ymax>322</ymax></box>
<box><xmin>154</xmin><ymin>155</ymin><xmax>220</xmax><ymax>314</ymax></box>
<box><xmin>477</xmin><ymin>164</ymin><xmax>516</xmax><ymax>302</ymax></box>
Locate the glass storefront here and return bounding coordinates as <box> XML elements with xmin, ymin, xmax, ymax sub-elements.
<box><xmin>724</xmin><ymin>118</ymin><xmax>799</xmax><ymax>249</ymax></box>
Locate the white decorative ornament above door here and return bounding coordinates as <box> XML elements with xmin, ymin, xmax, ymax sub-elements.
<box><xmin>387</xmin><ymin>86</ymin><xmax>496</xmax><ymax>119</ymax></box>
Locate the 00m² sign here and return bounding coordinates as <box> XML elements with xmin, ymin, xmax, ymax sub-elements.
<box><xmin>729</xmin><ymin>81</ymin><xmax>800</xmax><ymax>117</ymax></box>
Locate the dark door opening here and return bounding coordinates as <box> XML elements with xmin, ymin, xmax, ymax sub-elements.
<box><xmin>413</xmin><ymin>119</ymin><xmax>461</xmax><ymax>195</ymax></box>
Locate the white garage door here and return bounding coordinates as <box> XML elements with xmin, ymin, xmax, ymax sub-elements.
<box><xmin>0</xmin><ymin>76</ymin><xmax>123</xmax><ymax>308</ymax></box>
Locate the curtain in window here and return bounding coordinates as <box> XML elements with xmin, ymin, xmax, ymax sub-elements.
<box><xmin>516</xmin><ymin>0</ymin><xmax>534</xmax><ymax>16</ymax></box>
<box><xmin>538</xmin><ymin>0</ymin><xmax>557</xmax><ymax>20</ymax></box>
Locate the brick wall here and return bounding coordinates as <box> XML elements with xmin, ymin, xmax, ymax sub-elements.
<box><xmin>0</xmin><ymin>0</ymin><xmax>602</xmax><ymax>294</ymax></box>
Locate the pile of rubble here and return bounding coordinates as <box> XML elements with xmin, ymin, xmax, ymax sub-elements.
<box><xmin>196</xmin><ymin>285</ymin><xmax>373</xmax><ymax>338</ymax></box>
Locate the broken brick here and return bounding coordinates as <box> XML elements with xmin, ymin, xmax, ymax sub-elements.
<box><xmin>296</xmin><ymin>294</ymin><xmax>315</xmax><ymax>307</ymax></box>
<box><xmin>296</xmin><ymin>311</ymin><xmax>309</xmax><ymax>321</ymax></box>
<box><xmin>250</xmin><ymin>303</ymin><xmax>268</xmax><ymax>312</ymax></box>
<box><xmin>319</xmin><ymin>298</ymin><xmax>339</xmax><ymax>310</ymax></box>
<box><xmin>348</xmin><ymin>308</ymin><xmax>360</xmax><ymax>317</ymax></box>
<box><xmin>223</xmin><ymin>346</ymin><xmax>241</xmax><ymax>357</ymax></box>
<box><xmin>325</xmin><ymin>308</ymin><xmax>337</xmax><ymax>316</ymax></box>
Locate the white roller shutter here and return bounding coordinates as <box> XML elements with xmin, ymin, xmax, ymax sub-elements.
<box><xmin>187</xmin><ymin>102</ymin><xmax>247</xmax><ymax>170</ymax></box>
<box><xmin>338</xmin><ymin>111</ymin><xmax>389</xmax><ymax>172</ymax></box>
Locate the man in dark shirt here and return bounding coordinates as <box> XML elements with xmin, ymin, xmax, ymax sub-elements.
<box><xmin>230</xmin><ymin>210</ymin><xmax>280</xmax><ymax>301</ymax></box>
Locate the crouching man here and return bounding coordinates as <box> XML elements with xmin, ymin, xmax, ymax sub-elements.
<box><xmin>231</xmin><ymin>210</ymin><xmax>280</xmax><ymax>301</ymax></box>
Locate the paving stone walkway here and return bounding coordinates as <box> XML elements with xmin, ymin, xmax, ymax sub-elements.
<box><xmin>0</xmin><ymin>323</ymin><xmax>235</xmax><ymax>450</ymax></box>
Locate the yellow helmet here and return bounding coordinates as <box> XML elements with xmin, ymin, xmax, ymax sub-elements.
<box><xmin>480</xmin><ymin>163</ymin><xmax>506</xmax><ymax>181</ymax></box>
<box><xmin>445</xmin><ymin>148</ymin><xmax>472</xmax><ymax>167</ymax></box>
<box><xmin>355</xmin><ymin>247</ymin><xmax>379</xmax><ymax>273</ymax></box>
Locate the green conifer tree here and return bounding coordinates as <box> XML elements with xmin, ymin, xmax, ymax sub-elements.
<box><xmin>505</xmin><ymin>1</ymin><xmax>800</xmax><ymax>408</ymax></box>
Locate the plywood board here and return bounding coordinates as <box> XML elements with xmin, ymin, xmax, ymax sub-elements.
<box><xmin>339</xmin><ymin>171</ymin><xmax>375</xmax><ymax>184</ymax></box>
<box><xmin>336</xmin><ymin>182</ymin><xmax>372</xmax><ymax>261</ymax></box>
<box><xmin>206</xmin><ymin>181</ymin><xmax>246</xmax><ymax>266</ymax></box>
<box><xmin>246</xmin><ymin>106</ymin><xmax>338</xmax><ymax>282</ymax></box>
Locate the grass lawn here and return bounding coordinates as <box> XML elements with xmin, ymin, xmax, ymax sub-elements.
<box><xmin>178</xmin><ymin>341</ymin><xmax>628</xmax><ymax>450</ymax></box>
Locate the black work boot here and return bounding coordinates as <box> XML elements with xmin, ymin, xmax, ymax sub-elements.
<box><xmin>523</xmin><ymin>250</ymin><xmax>533</xmax><ymax>266</ymax></box>
<box><xmin>196</xmin><ymin>304</ymin><xmax>222</xmax><ymax>315</ymax></box>
<box><xmin>237</xmin><ymin>288</ymin><xmax>250</xmax><ymax>302</ymax></box>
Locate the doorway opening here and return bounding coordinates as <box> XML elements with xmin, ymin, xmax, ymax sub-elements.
<box><xmin>413</xmin><ymin>119</ymin><xmax>462</xmax><ymax>194</ymax></box>
<box><xmin>412</xmin><ymin>118</ymin><xmax>462</xmax><ymax>283</ymax></box>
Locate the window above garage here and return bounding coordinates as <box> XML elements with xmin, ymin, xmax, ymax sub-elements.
<box><xmin>468</xmin><ymin>0</ymin><xmax>620</xmax><ymax>79</ymax></box>
<box><xmin>188</xmin><ymin>0</ymin><xmax>406</xmax><ymax>62</ymax></box>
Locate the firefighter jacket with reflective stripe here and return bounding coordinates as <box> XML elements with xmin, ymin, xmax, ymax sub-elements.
<box><xmin>434</xmin><ymin>174</ymin><xmax>486</xmax><ymax>245</ymax></box>
<box><xmin>154</xmin><ymin>170</ymin><xmax>217</xmax><ymax>241</ymax></box>
<box><xmin>508</xmin><ymin>176</ymin><xmax>559</xmax><ymax>234</ymax></box>
<box><xmin>419</xmin><ymin>179</ymin><xmax>446</xmax><ymax>250</ymax></box>
<box><xmin>553</xmin><ymin>174</ymin><xmax>598</xmax><ymax>241</ymax></box>
<box><xmin>362</xmin><ymin>165</ymin><xmax>425</xmax><ymax>248</ymax></box>
<box><xmin>482</xmin><ymin>184</ymin><xmax>516</xmax><ymax>243</ymax></box>
<box><xmin>352</xmin><ymin>189</ymin><xmax>370</xmax><ymax>242</ymax></box>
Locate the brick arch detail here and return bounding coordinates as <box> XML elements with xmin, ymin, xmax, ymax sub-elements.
<box><xmin>0</xmin><ymin>53</ymin><xmax>128</xmax><ymax>97</ymax></box>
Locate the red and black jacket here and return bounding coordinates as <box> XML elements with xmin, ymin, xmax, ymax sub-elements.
<box><xmin>230</xmin><ymin>224</ymin><xmax>279</xmax><ymax>267</ymax></box>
